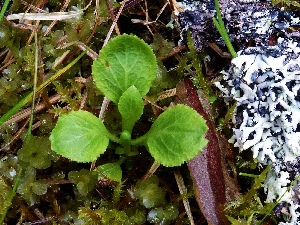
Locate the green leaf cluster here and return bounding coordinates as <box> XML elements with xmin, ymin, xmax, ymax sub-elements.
<box><xmin>134</xmin><ymin>175</ymin><xmax>166</xmax><ymax>208</ymax></box>
<box><xmin>18</xmin><ymin>136</ymin><xmax>53</xmax><ymax>169</ymax></box>
<box><xmin>17</xmin><ymin>167</ymin><xmax>48</xmax><ymax>206</ymax></box>
<box><xmin>77</xmin><ymin>175</ymin><xmax>179</xmax><ymax>225</ymax></box>
<box><xmin>50</xmin><ymin>34</ymin><xmax>208</xmax><ymax>167</ymax></box>
<box><xmin>95</xmin><ymin>162</ymin><xmax>123</xmax><ymax>183</ymax></box>
<box><xmin>0</xmin><ymin>155</ymin><xmax>19</xmax><ymax>180</ymax></box>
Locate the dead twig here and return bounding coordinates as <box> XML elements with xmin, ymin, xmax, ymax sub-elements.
<box><xmin>105</xmin><ymin>0</ymin><xmax>121</xmax><ymax>35</ymax></box>
<box><xmin>103</xmin><ymin>0</ymin><xmax>130</xmax><ymax>47</ymax></box>
<box><xmin>174</xmin><ymin>170</ymin><xmax>195</xmax><ymax>225</ymax></box>
<box><xmin>44</xmin><ymin>0</ymin><xmax>71</xmax><ymax>36</ymax></box>
<box><xmin>4</xmin><ymin>17</ymin><xmax>39</xmax><ymax>31</ymax></box>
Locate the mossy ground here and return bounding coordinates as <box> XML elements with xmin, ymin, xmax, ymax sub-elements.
<box><xmin>1</xmin><ymin>0</ymin><xmax>299</xmax><ymax>224</ymax></box>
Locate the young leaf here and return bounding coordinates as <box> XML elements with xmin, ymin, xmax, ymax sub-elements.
<box><xmin>146</xmin><ymin>104</ymin><xmax>208</xmax><ymax>167</ymax></box>
<box><xmin>92</xmin><ymin>34</ymin><xmax>157</xmax><ymax>104</ymax></box>
<box><xmin>95</xmin><ymin>162</ymin><xmax>122</xmax><ymax>182</ymax></box>
<box><xmin>118</xmin><ymin>85</ymin><xmax>144</xmax><ymax>133</ymax></box>
<box><xmin>49</xmin><ymin>110</ymin><xmax>111</xmax><ymax>162</ymax></box>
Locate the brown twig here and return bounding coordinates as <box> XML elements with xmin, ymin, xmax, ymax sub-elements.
<box><xmin>105</xmin><ymin>0</ymin><xmax>121</xmax><ymax>35</ymax></box>
<box><xmin>113</xmin><ymin>0</ymin><xmax>143</xmax><ymax>15</ymax></box>
<box><xmin>4</xmin><ymin>17</ymin><xmax>40</xmax><ymax>31</ymax></box>
<box><xmin>174</xmin><ymin>170</ymin><xmax>195</xmax><ymax>225</ymax></box>
<box><xmin>0</xmin><ymin>118</ymin><xmax>29</xmax><ymax>152</ymax></box>
<box><xmin>0</xmin><ymin>47</ymin><xmax>9</xmax><ymax>61</ymax></box>
<box><xmin>76</xmin><ymin>42</ymin><xmax>99</xmax><ymax>60</ymax></box>
<box><xmin>0</xmin><ymin>58</ymin><xmax>16</xmax><ymax>72</ymax></box>
<box><xmin>103</xmin><ymin>0</ymin><xmax>129</xmax><ymax>47</ymax></box>
<box><xmin>139</xmin><ymin>1</ymin><xmax>154</xmax><ymax>36</ymax></box>
<box><xmin>85</xmin><ymin>18</ymin><xmax>98</xmax><ymax>43</ymax></box>
<box><xmin>44</xmin><ymin>0</ymin><xmax>70</xmax><ymax>36</ymax></box>
<box><xmin>48</xmin><ymin>180</ymin><xmax>72</xmax><ymax>185</ymax></box>
<box><xmin>79</xmin><ymin>89</ymin><xmax>89</xmax><ymax>110</ymax></box>
<box><xmin>161</xmin><ymin>45</ymin><xmax>186</xmax><ymax>61</ymax></box>
<box><xmin>18</xmin><ymin>0</ymin><xmax>47</xmax><ymax>13</ymax></box>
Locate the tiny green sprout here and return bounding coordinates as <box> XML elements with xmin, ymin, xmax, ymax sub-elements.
<box><xmin>49</xmin><ymin>34</ymin><xmax>208</xmax><ymax>167</ymax></box>
<box><xmin>212</xmin><ymin>0</ymin><xmax>237</xmax><ymax>58</ymax></box>
<box><xmin>0</xmin><ymin>0</ymin><xmax>10</xmax><ymax>23</ymax></box>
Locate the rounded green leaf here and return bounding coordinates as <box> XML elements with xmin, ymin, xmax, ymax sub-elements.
<box><xmin>95</xmin><ymin>162</ymin><xmax>122</xmax><ymax>182</ymax></box>
<box><xmin>118</xmin><ymin>85</ymin><xmax>144</xmax><ymax>132</ymax></box>
<box><xmin>146</xmin><ymin>104</ymin><xmax>208</xmax><ymax>167</ymax></box>
<box><xmin>49</xmin><ymin>110</ymin><xmax>110</xmax><ymax>162</ymax></box>
<box><xmin>92</xmin><ymin>34</ymin><xmax>157</xmax><ymax>104</ymax></box>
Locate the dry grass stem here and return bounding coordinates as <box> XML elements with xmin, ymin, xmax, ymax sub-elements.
<box><xmin>174</xmin><ymin>170</ymin><xmax>195</xmax><ymax>225</ymax></box>
<box><xmin>103</xmin><ymin>0</ymin><xmax>130</xmax><ymax>47</ymax></box>
<box><xmin>7</xmin><ymin>0</ymin><xmax>92</xmax><ymax>21</ymax></box>
<box><xmin>53</xmin><ymin>50</ymin><xmax>71</xmax><ymax>68</ymax></box>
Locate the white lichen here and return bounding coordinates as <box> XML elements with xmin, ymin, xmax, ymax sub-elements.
<box><xmin>216</xmin><ymin>38</ymin><xmax>300</xmax><ymax>224</ymax></box>
<box><xmin>219</xmin><ymin>40</ymin><xmax>300</xmax><ymax>165</ymax></box>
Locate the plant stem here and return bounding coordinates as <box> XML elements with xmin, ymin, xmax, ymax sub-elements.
<box><xmin>213</xmin><ymin>0</ymin><xmax>237</xmax><ymax>58</ymax></box>
<box><xmin>106</xmin><ymin>131</ymin><xmax>121</xmax><ymax>144</ymax></box>
<box><xmin>131</xmin><ymin>133</ymin><xmax>149</xmax><ymax>146</ymax></box>
<box><xmin>0</xmin><ymin>0</ymin><xmax>10</xmax><ymax>23</ymax></box>
<box><xmin>239</xmin><ymin>172</ymin><xmax>260</xmax><ymax>178</ymax></box>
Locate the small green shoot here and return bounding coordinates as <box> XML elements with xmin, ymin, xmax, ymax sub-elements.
<box><xmin>0</xmin><ymin>0</ymin><xmax>10</xmax><ymax>23</ymax></box>
<box><xmin>50</xmin><ymin>34</ymin><xmax>208</xmax><ymax>167</ymax></box>
<box><xmin>96</xmin><ymin>162</ymin><xmax>123</xmax><ymax>183</ymax></box>
<box><xmin>227</xmin><ymin>166</ymin><xmax>300</xmax><ymax>224</ymax></box>
<box><xmin>212</xmin><ymin>0</ymin><xmax>237</xmax><ymax>58</ymax></box>
<box><xmin>27</xmin><ymin>31</ymin><xmax>38</xmax><ymax>140</ymax></box>
<box><xmin>217</xmin><ymin>102</ymin><xmax>236</xmax><ymax>130</ymax></box>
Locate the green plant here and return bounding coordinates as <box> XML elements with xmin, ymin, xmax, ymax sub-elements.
<box><xmin>212</xmin><ymin>0</ymin><xmax>237</xmax><ymax>58</ymax></box>
<box><xmin>49</xmin><ymin>34</ymin><xmax>208</xmax><ymax>167</ymax></box>
<box><xmin>0</xmin><ymin>0</ymin><xmax>10</xmax><ymax>23</ymax></box>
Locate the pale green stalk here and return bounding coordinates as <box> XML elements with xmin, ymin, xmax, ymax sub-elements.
<box><xmin>212</xmin><ymin>0</ymin><xmax>237</xmax><ymax>58</ymax></box>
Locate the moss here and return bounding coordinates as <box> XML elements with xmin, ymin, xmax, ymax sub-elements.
<box><xmin>226</xmin><ymin>165</ymin><xmax>276</xmax><ymax>224</ymax></box>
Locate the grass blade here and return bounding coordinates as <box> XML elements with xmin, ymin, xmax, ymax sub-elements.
<box><xmin>0</xmin><ymin>47</ymin><xmax>90</xmax><ymax>127</ymax></box>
